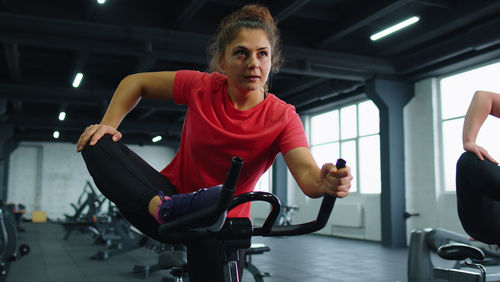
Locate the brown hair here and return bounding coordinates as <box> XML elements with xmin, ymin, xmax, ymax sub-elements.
<box><xmin>207</xmin><ymin>4</ymin><xmax>283</xmax><ymax>75</ymax></box>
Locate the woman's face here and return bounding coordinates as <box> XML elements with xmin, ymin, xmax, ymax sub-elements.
<box><xmin>219</xmin><ymin>28</ymin><xmax>272</xmax><ymax>94</ymax></box>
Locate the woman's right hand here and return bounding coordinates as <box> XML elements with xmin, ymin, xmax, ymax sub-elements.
<box><xmin>464</xmin><ymin>142</ymin><xmax>498</xmax><ymax>164</ymax></box>
<box><xmin>76</xmin><ymin>124</ymin><xmax>122</xmax><ymax>152</ymax></box>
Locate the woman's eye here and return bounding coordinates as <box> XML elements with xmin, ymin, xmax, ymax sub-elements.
<box><xmin>234</xmin><ymin>50</ymin><xmax>246</xmax><ymax>56</ymax></box>
<box><xmin>259</xmin><ymin>51</ymin><xmax>268</xmax><ymax>57</ymax></box>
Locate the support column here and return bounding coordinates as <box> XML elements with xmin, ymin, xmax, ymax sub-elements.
<box><xmin>273</xmin><ymin>154</ymin><xmax>288</xmax><ymax>210</ymax></box>
<box><xmin>0</xmin><ymin>126</ymin><xmax>16</xmax><ymax>200</ymax></box>
<box><xmin>366</xmin><ymin>79</ymin><xmax>413</xmax><ymax>248</ymax></box>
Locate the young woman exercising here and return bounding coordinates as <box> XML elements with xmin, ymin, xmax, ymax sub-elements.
<box><xmin>457</xmin><ymin>90</ymin><xmax>500</xmax><ymax>245</ymax></box>
<box><xmin>76</xmin><ymin>4</ymin><xmax>353</xmax><ymax>281</ymax></box>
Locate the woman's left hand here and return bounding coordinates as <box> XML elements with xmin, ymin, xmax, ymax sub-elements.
<box><xmin>320</xmin><ymin>163</ymin><xmax>352</xmax><ymax>198</ymax></box>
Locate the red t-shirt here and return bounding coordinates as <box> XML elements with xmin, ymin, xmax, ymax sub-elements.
<box><xmin>160</xmin><ymin>70</ymin><xmax>309</xmax><ymax>218</ymax></box>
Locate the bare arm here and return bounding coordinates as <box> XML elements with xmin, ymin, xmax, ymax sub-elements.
<box><xmin>283</xmin><ymin>147</ymin><xmax>352</xmax><ymax>198</ymax></box>
<box><xmin>77</xmin><ymin>71</ymin><xmax>177</xmax><ymax>152</ymax></box>
<box><xmin>462</xmin><ymin>90</ymin><xmax>500</xmax><ymax>163</ymax></box>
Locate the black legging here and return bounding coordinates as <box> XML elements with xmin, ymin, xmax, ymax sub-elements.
<box><xmin>456</xmin><ymin>151</ymin><xmax>500</xmax><ymax>245</ymax></box>
<box><xmin>81</xmin><ymin>135</ymin><xmax>244</xmax><ymax>281</ymax></box>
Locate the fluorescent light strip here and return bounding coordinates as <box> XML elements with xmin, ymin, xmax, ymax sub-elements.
<box><xmin>370</xmin><ymin>16</ymin><xmax>420</xmax><ymax>41</ymax></box>
<box><xmin>97</xmin><ymin>0</ymin><xmax>106</xmax><ymax>4</ymax></box>
<box><xmin>72</xmin><ymin>73</ymin><xmax>83</xmax><ymax>88</ymax></box>
<box><xmin>58</xmin><ymin>111</ymin><xmax>66</xmax><ymax>121</ymax></box>
<box><xmin>152</xmin><ymin>136</ymin><xmax>162</xmax><ymax>143</ymax></box>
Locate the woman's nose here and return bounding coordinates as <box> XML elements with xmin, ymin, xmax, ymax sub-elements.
<box><xmin>248</xmin><ymin>54</ymin><xmax>259</xmax><ymax>68</ymax></box>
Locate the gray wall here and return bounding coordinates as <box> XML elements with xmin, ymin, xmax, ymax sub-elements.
<box><xmin>7</xmin><ymin>141</ymin><xmax>176</xmax><ymax>220</ymax></box>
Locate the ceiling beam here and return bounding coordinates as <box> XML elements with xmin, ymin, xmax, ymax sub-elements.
<box><xmin>0</xmin><ymin>12</ymin><xmax>395</xmax><ymax>80</ymax></box>
<box><xmin>0</xmin><ymin>83</ymin><xmax>187</xmax><ymax>112</ymax></box>
<box><xmin>14</xmin><ymin>131</ymin><xmax>181</xmax><ymax>147</ymax></box>
<box><xmin>279</xmin><ymin>77</ymin><xmax>327</xmax><ymax>99</ymax></box>
<box><xmin>385</xmin><ymin>0</ymin><xmax>500</xmax><ymax>56</ymax></box>
<box><xmin>396</xmin><ymin>15</ymin><xmax>500</xmax><ymax>75</ymax></box>
<box><xmin>275</xmin><ymin>0</ymin><xmax>312</xmax><ymax>23</ymax></box>
<box><xmin>173</xmin><ymin>0</ymin><xmax>208</xmax><ymax>28</ymax></box>
<box><xmin>5</xmin><ymin>114</ymin><xmax>183</xmax><ymax>136</ymax></box>
<box><xmin>318</xmin><ymin>0</ymin><xmax>413</xmax><ymax>47</ymax></box>
<box><xmin>287</xmin><ymin>80</ymin><xmax>365</xmax><ymax>108</ymax></box>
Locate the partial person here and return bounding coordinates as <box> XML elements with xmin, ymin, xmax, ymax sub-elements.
<box><xmin>457</xmin><ymin>90</ymin><xmax>500</xmax><ymax>245</ymax></box>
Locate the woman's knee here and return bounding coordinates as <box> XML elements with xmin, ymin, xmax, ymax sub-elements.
<box><xmin>81</xmin><ymin>134</ymin><xmax>119</xmax><ymax>161</ymax></box>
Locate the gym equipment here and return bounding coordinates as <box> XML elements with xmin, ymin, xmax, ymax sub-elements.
<box><xmin>408</xmin><ymin>228</ymin><xmax>500</xmax><ymax>281</ymax></box>
<box><xmin>277</xmin><ymin>204</ymin><xmax>298</xmax><ymax>226</ymax></box>
<box><xmin>0</xmin><ymin>202</ymin><xmax>30</xmax><ymax>281</ymax></box>
<box><xmin>90</xmin><ymin>204</ymin><xmax>150</xmax><ymax>260</ymax></box>
<box><xmin>157</xmin><ymin>156</ymin><xmax>344</xmax><ymax>282</ymax></box>
<box><xmin>61</xmin><ymin>181</ymin><xmax>106</xmax><ymax>240</ymax></box>
<box><xmin>144</xmin><ymin>243</ymin><xmax>271</xmax><ymax>281</ymax></box>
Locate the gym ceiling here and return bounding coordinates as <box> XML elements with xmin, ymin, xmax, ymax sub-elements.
<box><xmin>1</xmin><ymin>0</ymin><xmax>499</xmax><ymax>146</ymax></box>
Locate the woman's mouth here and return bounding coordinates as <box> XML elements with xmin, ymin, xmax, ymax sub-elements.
<box><xmin>245</xmin><ymin>75</ymin><xmax>260</xmax><ymax>82</ymax></box>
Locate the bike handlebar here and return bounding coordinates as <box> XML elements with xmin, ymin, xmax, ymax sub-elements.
<box><xmin>246</xmin><ymin>158</ymin><xmax>345</xmax><ymax>237</ymax></box>
<box><xmin>158</xmin><ymin>157</ymin><xmax>345</xmax><ymax>242</ymax></box>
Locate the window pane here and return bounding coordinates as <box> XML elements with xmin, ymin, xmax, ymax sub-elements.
<box><xmin>440</xmin><ymin>62</ymin><xmax>500</xmax><ymax>120</ymax></box>
<box><xmin>341</xmin><ymin>105</ymin><xmax>357</xmax><ymax>140</ymax></box>
<box><xmin>477</xmin><ymin>116</ymin><xmax>500</xmax><ymax>161</ymax></box>
<box><xmin>442</xmin><ymin>118</ymin><xmax>464</xmax><ymax>191</ymax></box>
<box><xmin>341</xmin><ymin>141</ymin><xmax>357</xmax><ymax>193</ymax></box>
<box><xmin>311</xmin><ymin>110</ymin><xmax>339</xmax><ymax>145</ymax></box>
<box><xmin>255</xmin><ymin>167</ymin><xmax>272</xmax><ymax>193</ymax></box>
<box><xmin>358</xmin><ymin>100</ymin><xmax>379</xmax><ymax>136</ymax></box>
<box><xmin>311</xmin><ymin>142</ymin><xmax>339</xmax><ymax>168</ymax></box>
<box><xmin>359</xmin><ymin>135</ymin><xmax>381</xmax><ymax>194</ymax></box>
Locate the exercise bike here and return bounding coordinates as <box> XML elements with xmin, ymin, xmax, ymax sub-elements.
<box><xmin>408</xmin><ymin>228</ymin><xmax>500</xmax><ymax>282</ymax></box>
<box><xmin>157</xmin><ymin>156</ymin><xmax>345</xmax><ymax>282</ymax></box>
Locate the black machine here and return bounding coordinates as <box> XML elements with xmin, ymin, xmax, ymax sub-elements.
<box><xmin>408</xmin><ymin>228</ymin><xmax>500</xmax><ymax>282</ymax></box>
<box><xmin>0</xmin><ymin>203</ymin><xmax>30</xmax><ymax>281</ymax></box>
<box><xmin>157</xmin><ymin>156</ymin><xmax>345</xmax><ymax>282</ymax></box>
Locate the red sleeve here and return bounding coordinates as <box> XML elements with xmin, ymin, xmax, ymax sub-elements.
<box><xmin>278</xmin><ymin>110</ymin><xmax>309</xmax><ymax>154</ymax></box>
<box><xmin>172</xmin><ymin>70</ymin><xmax>204</xmax><ymax>105</ymax></box>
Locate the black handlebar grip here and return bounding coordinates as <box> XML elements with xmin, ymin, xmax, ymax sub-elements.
<box><xmin>335</xmin><ymin>158</ymin><xmax>346</xmax><ymax>169</ymax></box>
<box><xmin>262</xmin><ymin>158</ymin><xmax>346</xmax><ymax>236</ymax></box>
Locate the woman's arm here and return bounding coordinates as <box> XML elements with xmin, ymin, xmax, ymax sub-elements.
<box><xmin>462</xmin><ymin>90</ymin><xmax>500</xmax><ymax>163</ymax></box>
<box><xmin>76</xmin><ymin>71</ymin><xmax>177</xmax><ymax>152</ymax></box>
<box><xmin>283</xmin><ymin>147</ymin><xmax>352</xmax><ymax>198</ymax></box>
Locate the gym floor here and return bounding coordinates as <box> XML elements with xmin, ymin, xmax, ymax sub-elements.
<box><xmin>6</xmin><ymin>222</ymin><xmax>407</xmax><ymax>282</ymax></box>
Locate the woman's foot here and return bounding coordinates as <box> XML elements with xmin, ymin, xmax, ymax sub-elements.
<box><xmin>152</xmin><ymin>185</ymin><xmax>224</xmax><ymax>230</ymax></box>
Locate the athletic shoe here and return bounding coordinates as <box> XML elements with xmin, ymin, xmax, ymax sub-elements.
<box><xmin>154</xmin><ymin>185</ymin><xmax>226</xmax><ymax>231</ymax></box>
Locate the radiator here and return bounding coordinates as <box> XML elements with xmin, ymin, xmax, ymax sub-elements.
<box><xmin>330</xmin><ymin>203</ymin><xmax>364</xmax><ymax>228</ymax></box>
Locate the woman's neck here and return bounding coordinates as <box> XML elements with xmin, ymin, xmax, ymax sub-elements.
<box><xmin>227</xmin><ymin>85</ymin><xmax>265</xmax><ymax>111</ymax></box>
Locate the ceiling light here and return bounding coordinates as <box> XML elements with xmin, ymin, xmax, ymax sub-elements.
<box><xmin>58</xmin><ymin>111</ymin><xmax>66</xmax><ymax>121</ymax></box>
<box><xmin>370</xmin><ymin>16</ymin><xmax>420</xmax><ymax>41</ymax></box>
<box><xmin>72</xmin><ymin>72</ymin><xmax>83</xmax><ymax>88</ymax></box>
<box><xmin>152</xmin><ymin>136</ymin><xmax>162</xmax><ymax>143</ymax></box>
<box><xmin>97</xmin><ymin>0</ymin><xmax>106</xmax><ymax>4</ymax></box>
<box><xmin>53</xmin><ymin>131</ymin><xmax>60</xmax><ymax>139</ymax></box>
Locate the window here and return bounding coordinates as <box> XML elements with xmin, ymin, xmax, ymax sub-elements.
<box><xmin>254</xmin><ymin>167</ymin><xmax>272</xmax><ymax>193</ymax></box>
<box><xmin>309</xmin><ymin>100</ymin><xmax>381</xmax><ymax>194</ymax></box>
<box><xmin>439</xmin><ymin>62</ymin><xmax>500</xmax><ymax>191</ymax></box>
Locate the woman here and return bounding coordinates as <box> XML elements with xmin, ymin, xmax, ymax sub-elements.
<box><xmin>457</xmin><ymin>90</ymin><xmax>500</xmax><ymax>245</ymax></box>
<box><xmin>77</xmin><ymin>4</ymin><xmax>352</xmax><ymax>281</ymax></box>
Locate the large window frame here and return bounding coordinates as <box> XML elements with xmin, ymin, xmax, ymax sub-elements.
<box><xmin>307</xmin><ymin>99</ymin><xmax>381</xmax><ymax>194</ymax></box>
